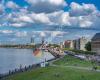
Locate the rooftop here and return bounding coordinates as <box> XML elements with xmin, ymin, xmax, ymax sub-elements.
<box><xmin>92</xmin><ymin>33</ymin><xmax>100</xmax><ymax>41</ymax></box>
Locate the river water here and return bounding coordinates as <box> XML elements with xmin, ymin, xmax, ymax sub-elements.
<box><xmin>0</xmin><ymin>48</ymin><xmax>54</xmax><ymax>74</ymax></box>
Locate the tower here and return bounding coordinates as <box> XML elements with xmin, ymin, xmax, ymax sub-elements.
<box><xmin>30</xmin><ymin>37</ymin><xmax>34</xmax><ymax>45</ymax></box>
<box><xmin>42</xmin><ymin>37</ymin><xmax>44</xmax><ymax>44</ymax></box>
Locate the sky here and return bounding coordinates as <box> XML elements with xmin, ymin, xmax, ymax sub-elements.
<box><xmin>0</xmin><ymin>0</ymin><xmax>100</xmax><ymax>44</ymax></box>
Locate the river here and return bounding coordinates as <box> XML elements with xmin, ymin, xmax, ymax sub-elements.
<box><xmin>0</xmin><ymin>48</ymin><xmax>54</xmax><ymax>74</ymax></box>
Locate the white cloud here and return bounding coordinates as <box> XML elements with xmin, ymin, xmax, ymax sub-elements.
<box><xmin>10</xmin><ymin>23</ymin><xmax>26</xmax><ymax>27</ymax></box>
<box><xmin>26</xmin><ymin>0</ymin><xmax>67</xmax><ymax>13</ymax></box>
<box><xmin>0</xmin><ymin>1</ymin><xmax>99</xmax><ymax>43</ymax></box>
<box><xmin>32</xmin><ymin>31</ymin><xmax>68</xmax><ymax>37</ymax></box>
<box><xmin>6</xmin><ymin>12</ymin><xmax>52</xmax><ymax>27</ymax></box>
<box><xmin>0</xmin><ymin>4</ymin><xmax>4</xmax><ymax>14</ymax></box>
<box><xmin>2</xmin><ymin>9</ymin><xmax>100</xmax><ymax>28</ymax></box>
<box><xmin>0</xmin><ymin>30</ymin><xmax>13</xmax><ymax>34</ymax></box>
<box><xmin>75</xmin><ymin>34</ymin><xmax>91</xmax><ymax>38</ymax></box>
<box><xmin>0</xmin><ymin>1</ymin><xmax>99</xmax><ymax>29</ymax></box>
<box><xmin>52</xmin><ymin>31</ymin><xmax>66</xmax><ymax>37</ymax></box>
<box><xmin>1</xmin><ymin>10</ymin><xmax>96</xmax><ymax>28</ymax></box>
<box><xmin>30</xmin><ymin>13</ymin><xmax>52</xmax><ymax>24</ymax></box>
<box><xmin>53</xmin><ymin>10</ymin><xmax>100</xmax><ymax>28</ymax></box>
<box><xmin>19</xmin><ymin>7</ymin><xmax>28</xmax><ymax>14</ymax></box>
<box><xmin>49</xmin><ymin>0</ymin><xmax>67</xmax><ymax>6</ymax></box>
<box><xmin>60</xmin><ymin>12</ymin><xmax>71</xmax><ymax>25</ymax></box>
<box><xmin>18</xmin><ymin>15</ymin><xmax>33</xmax><ymax>23</ymax></box>
<box><xmin>47</xmin><ymin>11</ymin><xmax>72</xmax><ymax>26</ymax></box>
<box><xmin>70</xmin><ymin>2</ymin><xmax>97</xmax><ymax>16</ymax></box>
<box><xmin>40</xmin><ymin>32</ymin><xmax>46</xmax><ymax>37</ymax></box>
<box><xmin>47</xmin><ymin>11</ymin><xmax>63</xmax><ymax>25</ymax></box>
<box><xmin>6</xmin><ymin>1</ymin><xmax>19</xmax><ymax>9</ymax></box>
<box><xmin>79</xmin><ymin>20</ymin><xmax>93</xmax><ymax>28</ymax></box>
<box><xmin>15</xmin><ymin>31</ymin><xmax>27</xmax><ymax>37</ymax></box>
<box><xmin>7</xmin><ymin>11</ymin><xmax>31</xmax><ymax>22</ymax></box>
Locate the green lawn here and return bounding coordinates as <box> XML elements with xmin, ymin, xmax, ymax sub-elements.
<box><xmin>5</xmin><ymin>66</ymin><xmax>100</xmax><ymax>80</ymax></box>
<box><xmin>5</xmin><ymin>55</ymin><xmax>100</xmax><ymax>80</ymax></box>
<box><xmin>53</xmin><ymin>55</ymin><xmax>97</xmax><ymax>68</ymax></box>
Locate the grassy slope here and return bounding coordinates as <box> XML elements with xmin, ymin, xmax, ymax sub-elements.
<box><xmin>6</xmin><ymin>55</ymin><xmax>100</xmax><ymax>80</ymax></box>
<box><xmin>53</xmin><ymin>55</ymin><xmax>94</xmax><ymax>67</ymax></box>
<box><xmin>6</xmin><ymin>66</ymin><xmax>100</xmax><ymax>80</ymax></box>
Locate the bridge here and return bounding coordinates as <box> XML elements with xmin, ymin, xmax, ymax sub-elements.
<box><xmin>40</xmin><ymin>44</ymin><xmax>65</xmax><ymax>58</ymax></box>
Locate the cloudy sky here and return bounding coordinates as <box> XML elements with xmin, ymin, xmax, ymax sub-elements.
<box><xmin>0</xmin><ymin>0</ymin><xmax>100</xmax><ymax>44</ymax></box>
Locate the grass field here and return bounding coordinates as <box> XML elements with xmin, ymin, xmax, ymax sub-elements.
<box><xmin>53</xmin><ymin>55</ymin><xmax>94</xmax><ymax>67</ymax></box>
<box><xmin>5</xmin><ymin>55</ymin><xmax>100</xmax><ymax>80</ymax></box>
<box><xmin>5</xmin><ymin>66</ymin><xmax>100</xmax><ymax>80</ymax></box>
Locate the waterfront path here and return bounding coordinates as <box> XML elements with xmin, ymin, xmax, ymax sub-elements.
<box><xmin>51</xmin><ymin>64</ymin><xmax>100</xmax><ymax>72</ymax></box>
<box><xmin>49</xmin><ymin>56</ymin><xmax>100</xmax><ymax>72</ymax></box>
<box><xmin>50</xmin><ymin>62</ymin><xmax>100</xmax><ymax>72</ymax></box>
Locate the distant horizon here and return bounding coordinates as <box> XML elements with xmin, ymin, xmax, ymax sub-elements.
<box><xmin>0</xmin><ymin>0</ymin><xmax>100</xmax><ymax>43</ymax></box>
<box><xmin>0</xmin><ymin>34</ymin><xmax>94</xmax><ymax>44</ymax></box>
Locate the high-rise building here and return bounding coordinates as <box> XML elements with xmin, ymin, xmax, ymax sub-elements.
<box><xmin>73</xmin><ymin>37</ymin><xmax>88</xmax><ymax>50</ymax></box>
<box><xmin>41</xmin><ymin>37</ymin><xmax>45</xmax><ymax>44</ymax></box>
<box><xmin>30</xmin><ymin>37</ymin><xmax>35</xmax><ymax>45</ymax></box>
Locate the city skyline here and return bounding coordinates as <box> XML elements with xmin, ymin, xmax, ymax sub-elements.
<box><xmin>0</xmin><ymin>0</ymin><xmax>100</xmax><ymax>43</ymax></box>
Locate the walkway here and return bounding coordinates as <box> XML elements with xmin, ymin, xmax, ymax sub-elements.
<box><xmin>50</xmin><ymin>64</ymin><xmax>100</xmax><ymax>72</ymax></box>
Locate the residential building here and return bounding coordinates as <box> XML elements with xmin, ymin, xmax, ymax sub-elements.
<box><xmin>80</xmin><ymin>37</ymin><xmax>88</xmax><ymax>51</ymax></box>
<box><xmin>91</xmin><ymin>33</ymin><xmax>100</xmax><ymax>55</ymax></box>
<box><xmin>75</xmin><ymin>39</ymin><xmax>80</xmax><ymax>50</ymax></box>
<box><xmin>60</xmin><ymin>42</ymin><xmax>64</xmax><ymax>49</ymax></box>
<box><xmin>73</xmin><ymin>37</ymin><xmax>88</xmax><ymax>50</ymax></box>
<box><xmin>64</xmin><ymin>40</ymin><xmax>74</xmax><ymax>49</ymax></box>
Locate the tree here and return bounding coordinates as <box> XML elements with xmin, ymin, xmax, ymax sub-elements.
<box><xmin>85</xmin><ymin>42</ymin><xmax>91</xmax><ymax>51</ymax></box>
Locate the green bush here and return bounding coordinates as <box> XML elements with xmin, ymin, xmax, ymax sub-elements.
<box><xmin>63</xmin><ymin>48</ymin><xmax>96</xmax><ymax>55</ymax></box>
<box><xmin>71</xmin><ymin>49</ymin><xmax>96</xmax><ymax>55</ymax></box>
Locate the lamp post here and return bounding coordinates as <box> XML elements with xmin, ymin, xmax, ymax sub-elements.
<box><xmin>40</xmin><ymin>32</ymin><xmax>46</xmax><ymax>67</ymax></box>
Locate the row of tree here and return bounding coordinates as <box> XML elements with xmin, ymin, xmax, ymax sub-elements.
<box><xmin>85</xmin><ymin>42</ymin><xmax>91</xmax><ymax>51</ymax></box>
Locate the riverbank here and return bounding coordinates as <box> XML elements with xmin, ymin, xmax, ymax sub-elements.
<box><xmin>0</xmin><ymin>48</ymin><xmax>58</xmax><ymax>79</ymax></box>
<box><xmin>0</xmin><ymin>48</ymin><xmax>55</xmax><ymax>78</ymax></box>
<box><xmin>0</xmin><ymin>45</ymin><xmax>35</xmax><ymax>49</ymax></box>
<box><xmin>0</xmin><ymin>57</ymin><xmax>57</xmax><ymax>79</ymax></box>
<box><xmin>4</xmin><ymin>55</ymin><xmax>100</xmax><ymax>80</ymax></box>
